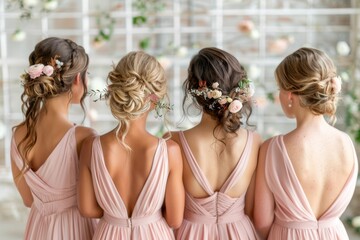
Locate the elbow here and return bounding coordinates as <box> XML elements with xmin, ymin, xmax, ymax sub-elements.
<box><xmin>164</xmin><ymin>209</ymin><xmax>183</xmax><ymax>229</ymax></box>
<box><xmin>253</xmin><ymin>219</ymin><xmax>271</xmax><ymax>240</ymax></box>
<box><xmin>23</xmin><ymin>199</ymin><xmax>33</xmax><ymax>208</ymax></box>
<box><xmin>78</xmin><ymin>205</ymin><xmax>103</xmax><ymax>218</ymax></box>
<box><xmin>166</xmin><ymin>217</ymin><xmax>183</xmax><ymax>229</ymax></box>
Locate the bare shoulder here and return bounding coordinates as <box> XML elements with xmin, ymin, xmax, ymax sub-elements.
<box><xmin>165</xmin><ymin>138</ymin><xmax>182</xmax><ymax>168</ymax></box>
<box><xmin>258</xmin><ymin>137</ymin><xmax>277</xmax><ymax>157</ymax></box>
<box><xmin>12</xmin><ymin>124</ymin><xmax>26</xmax><ymax>142</ymax></box>
<box><xmin>334</xmin><ymin>130</ymin><xmax>357</xmax><ymax>160</ymax></box>
<box><xmin>75</xmin><ymin>126</ymin><xmax>97</xmax><ymax>143</ymax></box>
<box><xmin>79</xmin><ymin>134</ymin><xmax>98</xmax><ymax>167</ymax></box>
<box><xmin>169</xmin><ymin>131</ymin><xmax>181</xmax><ymax>144</ymax></box>
<box><xmin>249</xmin><ymin>130</ymin><xmax>263</xmax><ymax>147</ymax></box>
<box><xmin>165</xmin><ymin>138</ymin><xmax>181</xmax><ymax>154</ymax></box>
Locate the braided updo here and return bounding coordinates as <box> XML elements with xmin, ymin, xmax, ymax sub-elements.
<box><xmin>107</xmin><ymin>51</ymin><xmax>166</xmax><ymax>151</ymax></box>
<box><xmin>183</xmin><ymin>47</ymin><xmax>253</xmax><ymax>134</ymax></box>
<box><xmin>275</xmin><ymin>47</ymin><xmax>339</xmax><ymax>124</ymax></box>
<box><xmin>17</xmin><ymin>37</ymin><xmax>89</xmax><ymax>162</ymax></box>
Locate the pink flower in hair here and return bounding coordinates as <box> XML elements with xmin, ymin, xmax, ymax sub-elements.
<box><xmin>42</xmin><ymin>65</ymin><xmax>54</xmax><ymax>76</ymax></box>
<box><xmin>149</xmin><ymin>93</ymin><xmax>159</xmax><ymax>102</ymax></box>
<box><xmin>27</xmin><ymin>64</ymin><xmax>44</xmax><ymax>79</ymax></box>
<box><xmin>331</xmin><ymin>76</ymin><xmax>342</xmax><ymax>94</ymax></box>
<box><xmin>228</xmin><ymin>99</ymin><xmax>243</xmax><ymax>113</ymax></box>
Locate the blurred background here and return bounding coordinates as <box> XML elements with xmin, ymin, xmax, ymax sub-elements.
<box><xmin>0</xmin><ymin>0</ymin><xmax>359</xmax><ymax>239</ymax></box>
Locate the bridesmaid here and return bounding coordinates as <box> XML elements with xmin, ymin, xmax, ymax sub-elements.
<box><xmin>254</xmin><ymin>47</ymin><xmax>358</xmax><ymax>239</ymax></box>
<box><xmin>11</xmin><ymin>37</ymin><xmax>96</xmax><ymax>239</ymax></box>
<box><xmin>78</xmin><ymin>51</ymin><xmax>184</xmax><ymax>239</ymax></box>
<box><xmin>170</xmin><ymin>47</ymin><xmax>261</xmax><ymax>239</ymax></box>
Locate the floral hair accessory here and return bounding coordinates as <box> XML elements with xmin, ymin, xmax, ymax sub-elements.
<box><xmin>22</xmin><ymin>55</ymin><xmax>62</xmax><ymax>80</ymax></box>
<box><xmin>189</xmin><ymin>77</ymin><xmax>255</xmax><ymax>113</ymax></box>
<box><xmin>330</xmin><ymin>76</ymin><xmax>342</xmax><ymax>94</ymax></box>
<box><xmin>55</xmin><ymin>59</ymin><xmax>64</xmax><ymax>69</ymax></box>
<box><xmin>229</xmin><ymin>100</ymin><xmax>243</xmax><ymax>113</ymax></box>
<box><xmin>88</xmin><ymin>89</ymin><xmax>173</xmax><ymax>118</ymax></box>
<box><xmin>27</xmin><ymin>64</ymin><xmax>46</xmax><ymax>79</ymax></box>
<box><xmin>149</xmin><ymin>94</ymin><xmax>173</xmax><ymax>118</ymax></box>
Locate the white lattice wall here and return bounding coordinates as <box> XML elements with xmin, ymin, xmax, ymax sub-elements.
<box><xmin>0</xmin><ymin>0</ymin><xmax>359</xmax><ymax>178</ymax></box>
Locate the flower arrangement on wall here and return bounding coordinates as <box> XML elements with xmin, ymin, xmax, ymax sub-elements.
<box><xmin>7</xmin><ymin>0</ymin><xmax>59</xmax><ymax>41</ymax></box>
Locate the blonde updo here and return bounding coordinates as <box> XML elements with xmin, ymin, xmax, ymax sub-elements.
<box><xmin>275</xmin><ymin>47</ymin><xmax>339</xmax><ymax>124</ymax></box>
<box><xmin>107</xmin><ymin>51</ymin><xmax>166</xmax><ymax>150</ymax></box>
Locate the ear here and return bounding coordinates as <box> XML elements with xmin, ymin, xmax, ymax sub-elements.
<box><xmin>73</xmin><ymin>73</ymin><xmax>81</xmax><ymax>86</ymax></box>
<box><xmin>287</xmin><ymin>91</ymin><xmax>292</xmax><ymax>101</ymax></box>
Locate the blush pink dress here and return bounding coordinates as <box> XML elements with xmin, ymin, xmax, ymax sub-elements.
<box><xmin>265</xmin><ymin>135</ymin><xmax>358</xmax><ymax>240</ymax></box>
<box><xmin>11</xmin><ymin>126</ymin><xmax>96</xmax><ymax>240</ymax></box>
<box><xmin>90</xmin><ymin>136</ymin><xmax>175</xmax><ymax>240</ymax></box>
<box><xmin>175</xmin><ymin>131</ymin><xmax>259</xmax><ymax>240</ymax></box>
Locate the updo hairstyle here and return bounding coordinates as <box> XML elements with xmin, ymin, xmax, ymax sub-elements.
<box><xmin>183</xmin><ymin>47</ymin><xmax>253</xmax><ymax>134</ymax></box>
<box><xmin>17</xmin><ymin>37</ymin><xmax>89</xmax><ymax>164</ymax></box>
<box><xmin>275</xmin><ymin>47</ymin><xmax>339</xmax><ymax>123</ymax></box>
<box><xmin>107</xmin><ymin>51</ymin><xmax>166</xmax><ymax>150</ymax></box>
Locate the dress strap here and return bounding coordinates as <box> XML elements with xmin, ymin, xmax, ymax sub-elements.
<box><xmin>179</xmin><ymin>131</ymin><xmax>214</xmax><ymax>195</ymax></box>
<box><xmin>220</xmin><ymin>130</ymin><xmax>253</xmax><ymax>193</ymax></box>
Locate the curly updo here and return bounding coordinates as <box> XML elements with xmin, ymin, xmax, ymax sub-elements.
<box><xmin>183</xmin><ymin>47</ymin><xmax>253</xmax><ymax>134</ymax></box>
<box><xmin>275</xmin><ymin>47</ymin><xmax>339</xmax><ymax>123</ymax></box>
<box><xmin>107</xmin><ymin>51</ymin><xmax>166</xmax><ymax>150</ymax></box>
<box><xmin>17</xmin><ymin>37</ymin><xmax>89</xmax><ymax>164</ymax></box>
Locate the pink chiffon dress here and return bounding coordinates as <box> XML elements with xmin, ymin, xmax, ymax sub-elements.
<box><xmin>265</xmin><ymin>135</ymin><xmax>358</xmax><ymax>240</ymax></box>
<box><xmin>175</xmin><ymin>131</ymin><xmax>259</xmax><ymax>240</ymax></box>
<box><xmin>90</xmin><ymin>136</ymin><xmax>175</xmax><ymax>239</ymax></box>
<box><xmin>11</xmin><ymin>125</ymin><xmax>96</xmax><ymax>240</ymax></box>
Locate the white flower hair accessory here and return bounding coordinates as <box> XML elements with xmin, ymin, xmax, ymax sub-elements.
<box><xmin>189</xmin><ymin>78</ymin><xmax>255</xmax><ymax>113</ymax></box>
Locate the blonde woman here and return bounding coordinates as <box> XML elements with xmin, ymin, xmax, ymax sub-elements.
<box><xmin>11</xmin><ymin>37</ymin><xmax>96</xmax><ymax>239</ymax></box>
<box><xmin>78</xmin><ymin>51</ymin><xmax>184</xmax><ymax>239</ymax></box>
<box><xmin>254</xmin><ymin>47</ymin><xmax>358</xmax><ymax>239</ymax></box>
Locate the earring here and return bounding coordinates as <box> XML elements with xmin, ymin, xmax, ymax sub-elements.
<box><xmin>288</xmin><ymin>100</ymin><xmax>292</xmax><ymax>108</ymax></box>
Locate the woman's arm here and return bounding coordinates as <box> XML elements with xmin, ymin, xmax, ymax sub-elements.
<box><xmin>78</xmin><ymin>136</ymin><xmax>103</xmax><ymax>218</ymax></box>
<box><xmin>245</xmin><ymin>132</ymin><xmax>262</xmax><ymax>220</ymax></box>
<box><xmin>11</xmin><ymin>160</ymin><xmax>33</xmax><ymax>208</ymax></box>
<box><xmin>163</xmin><ymin>139</ymin><xmax>185</xmax><ymax>229</ymax></box>
<box><xmin>253</xmin><ymin>139</ymin><xmax>275</xmax><ymax>239</ymax></box>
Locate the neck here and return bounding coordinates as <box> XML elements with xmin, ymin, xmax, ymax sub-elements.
<box><xmin>199</xmin><ymin>112</ymin><xmax>218</xmax><ymax>129</ymax></box>
<box><xmin>120</xmin><ymin>112</ymin><xmax>150</xmax><ymax>138</ymax></box>
<box><xmin>294</xmin><ymin>108</ymin><xmax>328</xmax><ymax>131</ymax></box>
<box><xmin>40</xmin><ymin>93</ymin><xmax>71</xmax><ymax>119</ymax></box>
<box><xmin>195</xmin><ymin>112</ymin><xmax>228</xmax><ymax>139</ymax></box>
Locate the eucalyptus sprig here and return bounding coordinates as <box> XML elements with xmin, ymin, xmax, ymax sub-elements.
<box><xmin>88</xmin><ymin>88</ymin><xmax>109</xmax><ymax>102</ymax></box>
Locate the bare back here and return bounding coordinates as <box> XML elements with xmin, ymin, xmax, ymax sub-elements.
<box><xmin>99</xmin><ymin>131</ymin><xmax>160</xmax><ymax>217</ymax></box>
<box><xmin>13</xmin><ymin>114</ymin><xmax>92</xmax><ymax>172</ymax></box>
<box><xmin>283</xmin><ymin>125</ymin><xmax>356</xmax><ymax>219</ymax></box>
<box><xmin>172</xmin><ymin>127</ymin><xmax>260</xmax><ymax>199</ymax></box>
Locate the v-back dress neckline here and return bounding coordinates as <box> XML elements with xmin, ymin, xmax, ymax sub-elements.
<box><xmin>96</xmin><ymin>137</ymin><xmax>161</xmax><ymax>218</ymax></box>
<box><xmin>179</xmin><ymin>130</ymin><xmax>251</xmax><ymax>196</ymax></box>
